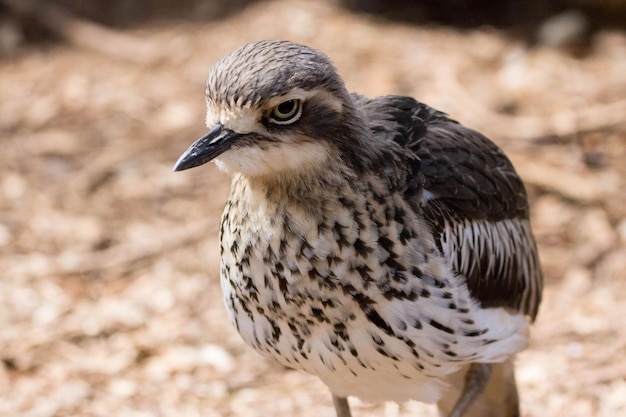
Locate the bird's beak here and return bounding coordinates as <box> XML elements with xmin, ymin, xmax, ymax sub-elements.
<box><xmin>173</xmin><ymin>123</ymin><xmax>241</xmax><ymax>171</ymax></box>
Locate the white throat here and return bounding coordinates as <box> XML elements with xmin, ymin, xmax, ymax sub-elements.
<box><xmin>214</xmin><ymin>139</ymin><xmax>330</xmax><ymax>177</ymax></box>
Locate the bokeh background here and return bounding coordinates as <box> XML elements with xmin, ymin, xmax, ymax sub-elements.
<box><xmin>1</xmin><ymin>0</ymin><xmax>625</xmax><ymax>416</ymax></box>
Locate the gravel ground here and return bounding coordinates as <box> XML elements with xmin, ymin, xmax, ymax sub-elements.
<box><xmin>1</xmin><ymin>1</ymin><xmax>625</xmax><ymax>416</ymax></box>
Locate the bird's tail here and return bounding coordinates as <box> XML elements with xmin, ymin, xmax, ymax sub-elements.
<box><xmin>437</xmin><ymin>358</ymin><xmax>520</xmax><ymax>417</ymax></box>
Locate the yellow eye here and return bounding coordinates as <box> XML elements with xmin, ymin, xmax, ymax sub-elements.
<box><xmin>270</xmin><ymin>99</ymin><xmax>302</xmax><ymax>124</ymax></box>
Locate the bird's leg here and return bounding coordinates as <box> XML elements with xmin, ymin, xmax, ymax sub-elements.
<box><xmin>447</xmin><ymin>363</ymin><xmax>492</xmax><ymax>417</ymax></box>
<box><xmin>332</xmin><ymin>394</ymin><xmax>353</xmax><ymax>417</ymax></box>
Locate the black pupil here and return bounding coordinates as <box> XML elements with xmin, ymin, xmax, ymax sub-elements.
<box><xmin>277</xmin><ymin>100</ymin><xmax>295</xmax><ymax>115</ymax></box>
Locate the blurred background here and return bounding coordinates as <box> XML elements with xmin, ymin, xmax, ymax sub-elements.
<box><xmin>0</xmin><ymin>0</ymin><xmax>625</xmax><ymax>416</ymax></box>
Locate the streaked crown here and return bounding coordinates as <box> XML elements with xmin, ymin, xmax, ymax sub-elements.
<box><xmin>206</xmin><ymin>40</ymin><xmax>343</xmax><ymax>108</ymax></box>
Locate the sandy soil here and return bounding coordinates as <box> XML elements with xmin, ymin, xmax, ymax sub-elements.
<box><xmin>1</xmin><ymin>1</ymin><xmax>625</xmax><ymax>416</ymax></box>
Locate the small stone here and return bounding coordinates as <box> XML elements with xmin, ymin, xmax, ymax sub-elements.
<box><xmin>200</xmin><ymin>344</ymin><xmax>235</xmax><ymax>374</ymax></box>
<box><xmin>108</xmin><ymin>378</ymin><xmax>137</xmax><ymax>399</ymax></box>
<box><xmin>537</xmin><ymin>10</ymin><xmax>590</xmax><ymax>50</ymax></box>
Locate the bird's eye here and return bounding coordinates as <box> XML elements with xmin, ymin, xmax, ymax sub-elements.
<box><xmin>270</xmin><ymin>99</ymin><xmax>302</xmax><ymax>124</ymax></box>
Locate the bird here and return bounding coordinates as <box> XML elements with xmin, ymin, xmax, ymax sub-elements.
<box><xmin>174</xmin><ymin>40</ymin><xmax>543</xmax><ymax>417</ymax></box>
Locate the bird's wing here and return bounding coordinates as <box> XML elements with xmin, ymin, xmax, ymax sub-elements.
<box><xmin>360</xmin><ymin>95</ymin><xmax>542</xmax><ymax>320</ymax></box>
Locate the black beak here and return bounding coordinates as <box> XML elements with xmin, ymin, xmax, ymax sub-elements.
<box><xmin>173</xmin><ymin>123</ymin><xmax>241</xmax><ymax>171</ymax></box>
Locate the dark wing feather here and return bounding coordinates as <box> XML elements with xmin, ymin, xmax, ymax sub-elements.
<box><xmin>359</xmin><ymin>95</ymin><xmax>543</xmax><ymax>320</ymax></box>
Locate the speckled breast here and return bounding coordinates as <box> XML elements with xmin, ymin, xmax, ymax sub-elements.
<box><xmin>216</xmin><ymin>175</ymin><xmax>529</xmax><ymax>401</ymax></box>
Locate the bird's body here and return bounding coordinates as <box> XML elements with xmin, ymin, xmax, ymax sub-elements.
<box><xmin>175</xmin><ymin>40</ymin><xmax>542</xmax><ymax>417</ymax></box>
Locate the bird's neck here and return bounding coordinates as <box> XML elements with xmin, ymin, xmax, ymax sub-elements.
<box><xmin>230</xmin><ymin>159</ymin><xmax>361</xmax><ymax>215</ymax></box>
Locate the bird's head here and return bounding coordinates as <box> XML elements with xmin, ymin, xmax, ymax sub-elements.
<box><xmin>174</xmin><ymin>40</ymin><xmax>366</xmax><ymax>178</ymax></box>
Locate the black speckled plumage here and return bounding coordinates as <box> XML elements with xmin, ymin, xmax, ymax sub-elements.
<box><xmin>354</xmin><ymin>94</ymin><xmax>542</xmax><ymax>319</ymax></box>
<box><xmin>174</xmin><ymin>40</ymin><xmax>543</xmax><ymax>417</ymax></box>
